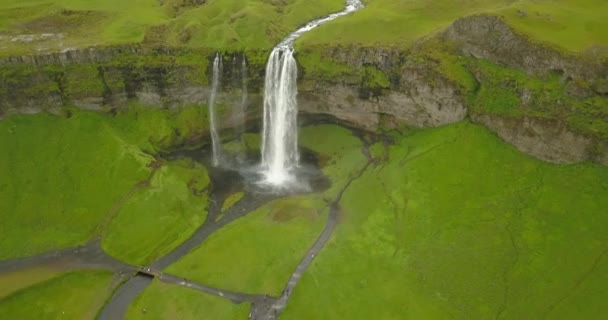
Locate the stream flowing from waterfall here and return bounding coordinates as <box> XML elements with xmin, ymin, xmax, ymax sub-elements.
<box><xmin>208</xmin><ymin>53</ymin><xmax>223</xmax><ymax>166</ymax></box>
<box><xmin>260</xmin><ymin>0</ymin><xmax>364</xmax><ymax>187</ymax></box>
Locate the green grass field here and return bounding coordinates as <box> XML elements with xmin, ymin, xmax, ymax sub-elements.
<box><xmin>165</xmin><ymin>195</ymin><xmax>328</xmax><ymax>296</ymax></box>
<box><xmin>0</xmin><ymin>270</ymin><xmax>115</xmax><ymax>320</ymax></box>
<box><xmin>296</xmin><ymin>0</ymin><xmax>608</xmax><ymax>52</ymax></box>
<box><xmin>282</xmin><ymin>122</ymin><xmax>608</xmax><ymax>319</ymax></box>
<box><xmin>0</xmin><ymin>105</ymin><xmax>210</xmax><ymax>260</ymax></box>
<box><xmin>0</xmin><ymin>0</ymin><xmax>344</xmax><ymax>56</ymax></box>
<box><xmin>0</xmin><ymin>266</ymin><xmax>66</xmax><ymax>299</ymax></box>
<box><xmin>0</xmin><ymin>112</ymin><xmax>151</xmax><ymax>260</ymax></box>
<box><xmin>0</xmin><ymin>0</ymin><xmax>606</xmax><ymax>57</ymax></box>
<box><xmin>299</xmin><ymin>124</ymin><xmax>368</xmax><ymax>197</ymax></box>
<box><xmin>127</xmin><ymin>280</ymin><xmax>249</xmax><ymax>320</ymax></box>
<box><xmin>102</xmin><ymin>160</ymin><xmax>210</xmax><ymax>266</ymax></box>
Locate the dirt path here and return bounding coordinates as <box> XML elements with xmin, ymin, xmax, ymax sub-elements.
<box><xmin>0</xmin><ymin>239</ymin><xmax>135</xmax><ymax>275</ymax></box>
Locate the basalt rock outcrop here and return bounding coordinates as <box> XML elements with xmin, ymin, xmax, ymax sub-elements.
<box><xmin>0</xmin><ymin>15</ymin><xmax>606</xmax><ymax>165</ymax></box>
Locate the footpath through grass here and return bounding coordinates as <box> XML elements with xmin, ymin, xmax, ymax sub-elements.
<box><xmin>282</xmin><ymin>122</ymin><xmax>608</xmax><ymax>319</ymax></box>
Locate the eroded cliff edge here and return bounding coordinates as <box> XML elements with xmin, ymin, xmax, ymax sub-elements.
<box><xmin>1</xmin><ymin>15</ymin><xmax>606</xmax><ymax>165</ymax></box>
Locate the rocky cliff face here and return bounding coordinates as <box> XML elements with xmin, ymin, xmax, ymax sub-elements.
<box><xmin>473</xmin><ymin>114</ymin><xmax>608</xmax><ymax>164</ymax></box>
<box><xmin>0</xmin><ymin>15</ymin><xmax>606</xmax><ymax>165</ymax></box>
<box><xmin>442</xmin><ymin>15</ymin><xmax>608</xmax><ymax>165</ymax></box>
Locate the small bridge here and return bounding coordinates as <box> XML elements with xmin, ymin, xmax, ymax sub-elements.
<box><xmin>136</xmin><ymin>266</ymin><xmax>162</xmax><ymax>278</ymax></box>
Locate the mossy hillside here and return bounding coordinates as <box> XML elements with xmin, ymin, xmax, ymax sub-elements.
<box><xmin>296</xmin><ymin>39</ymin><xmax>607</xmax><ymax>145</ymax></box>
<box><xmin>0</xmin><ymin>105</ymin><xmax>211</xmax><ymax>260</ymax></box>
<box><xmin>0</xmin><ymin>270</ymin><xmax>115</xmax><ymax>320</ymax></box>
<box><xmin>0</xmin><ymin>48</ymin><xmax>275</xmax><ymax>116</ymax></box>
<box><xmin>102</xmin><ymin>160</ymin><xmax>210</xmax><ymax>266</ymax></box>
<box><xmin>127</xmin><ymin>280</ymin><xmax>249</xmax><ymax>320</ymax></box>
<box><xmin>165</xmin><ymin>195</ymin><xmax>328</xmax><ymax>296</ymax></box>
<box><xmin>299</xmin><ymin>124</ymin><xmax>368</xmax><ymax>197</ymax></box>
<box><xmin>497</xmin><ymin>0</ymin><xmax>608</xmax><ymax>52</ymax></box>
<box><xmin>0</xmin><ymin>112</ymin><xmax>150</xmax><ymax>260</ymax></box>
<box><xmin>0</xmin><ymin>0</ymin><xmax>345</xmax><ymax>57</ymax></box>
<box><xmin>470</xmin><ymin>59</ymin><xmax>608</xmax><ymax>140</ymax></box>
<box><xmin>104</xmin><ymin>103</ymin><xmax>212</xmax><ymax>153</ymax></box>
<box><xmin>295</xmin><ymin>49</ymin><xmax>393</xmax><ymax>94</ymax></box>
<box><xmin>296</xmin><ymin>0</ymin><xmax>608</xmax><ymax>53</ymax></box>
<box><xmin>282</xmin><ymin>122</ymin><xmax>608</xmax><ymax>319</ymax></box>
<box><xmin>0</xmin><ymin>50</ymin><xmax>212</xmax><ymax>110</ymax></box>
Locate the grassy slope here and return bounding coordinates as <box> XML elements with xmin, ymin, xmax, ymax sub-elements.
<box><xmin>0</xmin><ymin>112</ymin><xmax>151</xmax><ymax>260</ymax></box>
<box><xmin>102</xmin><ymin>160</ymin><xmax>210</xmax><ymax>266</ymax></box>
<box><xmin>0</xmin><ymin>270</ymin><xmax>114</xmax><ymax>319</ymax></box>
<box><xmin>127</xmin><ymin>280</ymin><xmax>249</xmax><ymax>320</ymax></box>
<box><xmin>0</xmin><ymin>0</ymin><xmax>604</xmax><ymax>56</ymax></box>
<box><xmin>296</xmin><ymin>0</ymin><xmax>608</xmax><ymax>52</ymax></box>
<box><xmin>498</xmin><ymin>0</ymin><xmax>608</xmax><ymax>52</ymax></box>
<box><xmin>0</xmin><ymin>105</ymin><xmax>210</xmax><ymax>260</ymax></box>
<box><xmin>0</xmin><ymin>267</ymin><xmax>65</xmax><ymax>298</ymax></box>
<box><xmin>166</xmin><ymin>195</ymin><xmax>328</xmax><ymax>296</ymax></box>
<box><xmin>283</xmin><ymin>122</ymin><xmax>608</xmax><ymax>319</ymax></box>
<box><xmin>0</xmin><ymin>0</ymin><xmax>344</xmax><ymax>56</ymax></box>
<box><xmin>299</xmin><ymin>124</ymin><xmax>368</xmax><ymax>197</ymax></box>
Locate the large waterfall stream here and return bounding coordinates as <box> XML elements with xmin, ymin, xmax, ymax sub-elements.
<box><xmin>260</xmin><ymin>0</ymin><xmax>364</xmax><ymax>187</ymax></box>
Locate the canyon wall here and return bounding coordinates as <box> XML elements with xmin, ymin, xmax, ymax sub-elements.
<box><xmin>0</xmin><ymin>15</ymin><xmax>606</xmax><ymax>165</ymax></box>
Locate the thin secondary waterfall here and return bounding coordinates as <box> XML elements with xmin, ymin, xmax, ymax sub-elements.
<box><xmin>208</xmin><ymin>53</ymin><xmax>223</xmax><ymax>166</ymax></box>
<box><xmin>238</xmin><ymin>56</ymin><xmax>248</xmax><ymax>141</ymax></box>
<box><xmin>260</xmin><ymin>0</ymin><xmax>365</xmax><ymax>186</ymax></box>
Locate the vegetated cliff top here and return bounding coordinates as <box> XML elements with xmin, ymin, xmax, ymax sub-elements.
<box><xmin>0</xmin><ymin>0</ymin><xmax>345</xmax><ymax>57</ymax></box>
<box><xmin>0</xmin><ymin>0</ymin><xmax>607</xmax><ymax>58</ymax></box>
<box><xmin>295</xmin><ymin>0</ymin><xmax>608</xmax><ymax>53</ymax></box>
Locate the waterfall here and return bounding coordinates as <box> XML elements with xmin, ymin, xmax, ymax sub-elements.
<box><xmin>261</xmin><ymin>47</ymin><xmax>299</xmax><ymax>185</ymax></box>
<box><xmin>238</xmin><ymin>56</ymin><xmax>248</xmax><ymax>142</ymax></box>
<box><xmin>260</xmin><ymin>0</ymin><xmax>364</xmax><ymax>186</ymax></box>
<box><xmin>208</xmin><ymin>53</ymin><xmax>223</xmax><ymax>166</ymax></box>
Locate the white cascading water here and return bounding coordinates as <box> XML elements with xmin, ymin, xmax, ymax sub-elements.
<box><xmin>261</xmin><ymin>0</ymin><xmax>365</xmax><ymax>186</ymax></box>
<box><xmin>208</xmin><ymin>53</ymin><xmax>223</xmax><ymax>166</ymax></box>
<box><xmin>261</xmin><ymin>48</ymin><xmax>299</xmax><ymax>185</ymax></box>
<box><xmin>239</xmin><ymin>57</ymin><xmax>248</xmax><ymax>140</ymax></box>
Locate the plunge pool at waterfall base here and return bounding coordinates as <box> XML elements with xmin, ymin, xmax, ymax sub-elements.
<box><xmin>164</xmin><ymin>135</ymin><xmax>331</xmax><ymax>198</ymax></box>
